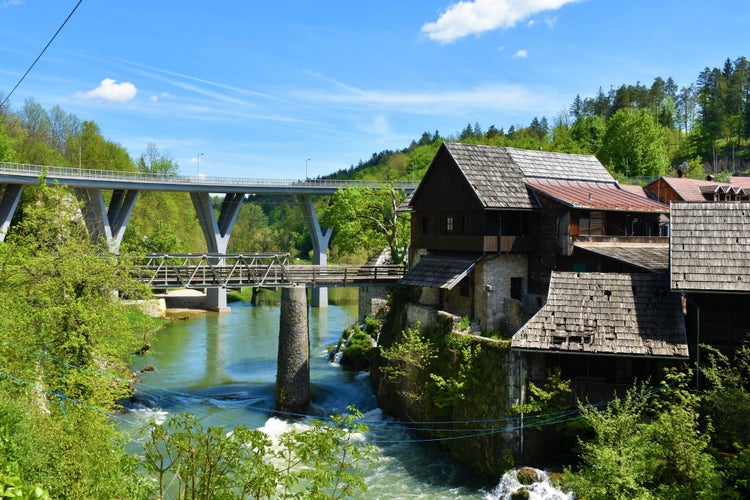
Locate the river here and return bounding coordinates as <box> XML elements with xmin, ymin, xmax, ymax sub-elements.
<box><xmin>121</xmin><ymin>289</ymin><xmax>559</xmax><ymax>499</ymax></box>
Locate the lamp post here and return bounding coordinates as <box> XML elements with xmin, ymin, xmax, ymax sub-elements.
<box><xmin>306</xmin><ymin>158</ymin><xmax>311</xmax><ymax>180</ymax></box>
<box><xmin>197</xmin><ymin>152</ymin><xmax>204</xmax><ymax>176</ymax></box>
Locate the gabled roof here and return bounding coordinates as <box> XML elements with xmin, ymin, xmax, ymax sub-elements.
<box><xmin>670</xmin><ymin>201</ymin><xmax>750</xmax><ymax>293</ymax></box>
<box><xmin>505</xmin><ymin>147</ymin><xmax>615</xmax><ymax>183</ymax></box>
<box><xmin>439</xmin><ymin>142</ymin><xmax>533</xmax><ymax>209</ymax></box>
<box><xmin>512</xmin><ymin>272</ymin><xmax>688</xmax><ymax>358</ymax></box>
<box><xmin>647</xmin><ymin>176</ymin><xmax>731</xmax><ymax>202</ymax></box>
<box><xmin>525</xmin><ymin>178</ymin><xmax>669</xmax><ymax>213</ymax></box>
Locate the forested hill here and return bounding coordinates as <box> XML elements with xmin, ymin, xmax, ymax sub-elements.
<box><xmin>322</xmin><ymin>55</ymin><xmax>750</xmax><ymax>183</ymax></box>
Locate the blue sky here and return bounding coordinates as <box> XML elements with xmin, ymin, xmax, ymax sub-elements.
<box><xmin>1</xmin><ymin>1</ymin><xmax>748</xmax><ymax>179</ymax></box>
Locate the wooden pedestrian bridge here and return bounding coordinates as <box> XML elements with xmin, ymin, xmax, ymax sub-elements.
<box><xmin>135</xmin><ymin>252</ymin><xmax>405</xmax><ymax>290</ymax></box>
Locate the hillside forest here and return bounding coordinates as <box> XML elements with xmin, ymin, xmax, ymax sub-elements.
<box><xmin>1</xmin><ymin>55</ymin><xmax>750</xmax><ymax>262</ymax></box>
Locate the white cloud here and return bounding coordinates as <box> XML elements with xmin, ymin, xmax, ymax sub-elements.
<box><xmin>544</xmin><ymin>16</ymin><xmax>558</xmax><ymax>28</ymax></box>
<box><xmin>422</xmin><ymin>0</ymin><xmax>579</xmax><ymax>43</ymax></box>
<box><xmin>149</xmin><ymin>91</ymin><xmax>176</xmax><ymax>103</ymax></box>
<box><xmin>1</xmin><ymin>0</ymin><xmax>23</xmax><ymax>8</ymax></box>
<box><xmin>513</xmin><ymin>49</ymin><xmax>528</xmax><ymax>58</ymax></box>
<box><xmin>76</xmin><ymin>78</ymin><xmax>137</xmax><ymax>102</ymax></box>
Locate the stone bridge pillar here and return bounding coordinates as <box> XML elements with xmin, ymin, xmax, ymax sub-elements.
<box><xmin>275</xmin><ymin>285</ymin><xmax>309</xmax><ymax>414</ymax></box>
<box><xmin>191</xmin><ymin>192</ymin><xmax>244</xmax><ymax>312</ymax></box>
<box><xmin>298</xmin><ymin>194</ymin><xmax>332</xmax><ymax>308</ymax></box>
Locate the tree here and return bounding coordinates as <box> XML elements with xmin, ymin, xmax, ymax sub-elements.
<box><xmin>563</xmin><ymin>372</ymin><xmax>721</xmax><ymax>499</ymax></box>
<box><xmin>136</xmin><ymin>142</ymin><xmax>179</xmax><ymax>175</ymax></box>
<box><xmin>0</xmin><ymin>121</ymin><xmax>15</xmax><ymax>161</ymax></box>
<box><xmin>570</xmin><ymin>115</ymin><xmax>605</xmax><ymax>154</ymax></box>
<box><xmin>0</xmin><ymin>181</ymin><xmax>154</xmax><ymax>498</ymax></box>
<box><xmin>143</xmin><ymin>409</ymin><xmax>376</xmax><ymax>499</ymax></box>
<box><xmin>322</xmin><ymin>185</ymin><xmax>409</xmax><ymax>264</ymax></box>
<box><xmin>598</xmin><ymin>107</ymin><xmax>668</xmax><ymax>177</ymax></box>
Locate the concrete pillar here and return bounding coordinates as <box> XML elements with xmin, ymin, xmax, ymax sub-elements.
<box><xmin>75</xmin><ymin>187</ymin><xmax>139</xmax><ymax>253</ymax></box>
<box><xmin>275</xmin><ymin>285</ymin><xmax>310</xmax><ymax>415</ymax></box>
<box><xmin>298</xmin><ymin>194</ymin><xmax>332</xmax><ymax>308</ymax></box>
<box><xmin>191</xmin><ymin>192</ymin><xmax>244</xmax><ymax>312</ymax></box>
<box><xmin>0</xmin><ymin>184</ymin><xmax>23</xmax><ymax>242</ymax></box>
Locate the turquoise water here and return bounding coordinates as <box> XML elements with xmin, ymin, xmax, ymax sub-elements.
<box><xmin>123</xmin><ymin>295</ymin><xmax>495</xmax><ymax>499</ymax></box>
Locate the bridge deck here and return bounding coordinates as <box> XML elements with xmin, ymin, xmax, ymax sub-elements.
<box><xmin>135</xmin><ymin>253</ymin><xmax>404</xmax><ymax>289</ymax></box>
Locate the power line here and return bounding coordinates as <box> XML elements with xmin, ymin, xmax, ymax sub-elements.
<box><xmin>0</xmin><ymin>0</ymin><xmax>85</xmax><ymax>109</ymax></box>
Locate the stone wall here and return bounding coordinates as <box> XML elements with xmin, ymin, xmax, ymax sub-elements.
<box><xmin>473</xmin><ymin>254</ymin><xmax>532</xmax><ymax>333</ymax></box>
<box><xmin>358</xmin><ymin>285</ymin><xmax>389</xmax><ymax>323</ymax></box>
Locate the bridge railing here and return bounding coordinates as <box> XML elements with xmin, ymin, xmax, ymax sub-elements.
<box><xmin>0</xmin><ymin>161</ymin><xmax>418</xmax><ymax>190</ymax></box>
<box><xmin>134</xmin><ymin>253</ymin><xmax>406</xmax><ymax>289</ymax></box>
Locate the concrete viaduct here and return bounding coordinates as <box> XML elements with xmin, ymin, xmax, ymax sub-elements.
<box><xmin>0</xmin><ymin>162</ymin><xmax>416</xmax><ymax>311</ymax></box>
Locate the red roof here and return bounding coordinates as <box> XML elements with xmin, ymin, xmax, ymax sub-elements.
<box><xmin>526</xmin><ymin>178</ymin><xmax>669</xmax><ymax>213</ymax></box>
<box><xmin>650</xmin><ymin>177</ymin><xmax>730</xmax><ymax>201</ymax></box>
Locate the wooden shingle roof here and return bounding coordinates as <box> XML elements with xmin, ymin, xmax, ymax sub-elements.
<box><xmin>512</xmin><ymin>272</ymin><xmax>688</xmax><ymax>358</ymax></box>
<box><xmin>506</xmin><ymin>147</ymin><xmax>614</xmax><ymax>183</ymax></box>
<box><xmin>398</xmin><ymin>253</ymin><xmax>480</xmax><ymax>289</ymax></box>
<box><xmin>442</xmin><ymin>142</ymin><xmax>534</xmax><ymax>209</ymax></box>
<box><xmin>670</xmin><ymin>201</ymin><xmax>750</xmax><ymax>292</ymax></box>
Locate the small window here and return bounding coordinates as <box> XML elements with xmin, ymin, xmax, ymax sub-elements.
<box><xmin>445</xmin><ymin>216</ymin><xmax>454</xmax><ymax>233</ymax></box>
<box><xmin>422</xmin><ymin>216</ymin><xmax>428</xmax><ymax>234</ymax></box>
<box><xmin>510</xmin><ymin>277</ymin><xmax>523</xmax><ymax>300</ymax></box>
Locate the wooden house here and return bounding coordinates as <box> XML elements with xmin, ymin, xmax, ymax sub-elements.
<box><xmin>645</xmin><ymin>175</ymin><xmax>750</xmax><ymax>204</ymax></box>
<box><xmin>399</xmin><ymin>142</ymin><xmax>670</xmax><ymax>334</ymax></box>
<box><xmin>512</xmin><ymin>271</ymin><xmax>688</xmax><ymax>401</ymax></box>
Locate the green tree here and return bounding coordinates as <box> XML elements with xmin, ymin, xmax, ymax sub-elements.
<box><xmin>563</xmin><ymin>371</ymin><xmax>721</xmax><ymax>499</ymax></box>
<box><xmin>143</xmin><ymin>409</ymin><xmax>376</xmax><ymax>499</ymax></box>
<box><xmin>598</xmin><ymin>107</ymin><xmax>668</xmax><ymax>177</ymax></box>
<box><xmin>136</xmin><ymin>142</ymin><xmax>179</xmax><ymax>175</ymax></box>
<box><xmin>322</xmin><ymin>185</ymin><xmax>409</xmax><ymax>264</ymax></box>
<box><xmin>0</xmin><ymin>181</ymin><xmax>155</xmax><ymax>498</ymax></box>
<box><xmin>0</xmin><ymin>121</ymin><xmax>15</xmax><ymax>161</ymax></box>
<box><xmin>570</xmin><ymin>115</ymin><xmax>605</xmax><ymax>154</ymax></box>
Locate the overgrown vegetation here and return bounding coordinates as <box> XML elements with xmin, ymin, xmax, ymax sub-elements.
<box><xmin>143</xmin><ymin>409</ymin><xmax>376</xmax><ymax>499</ymax></box>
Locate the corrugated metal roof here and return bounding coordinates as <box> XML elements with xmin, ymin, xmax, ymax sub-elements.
<box><xmin>512</xmin><ymin>272</ymin><xmax>688</xmax><ymax>358</ymax></box>
<box><xmin>398</xmin><ymin>253</ymin><xmax>479</xmax><ymax>289</ymax></box>
<box><xmin>526</xmin><ymin>178</ymin><xmax>669</xmax><ymax>212</ymax></box>
<box><xmin>574</xmin><ymin>242</ymin><xmax>669</xmax><ymax>272</ymax></box>
<box><xmin>670</xmin><ymin>201</ymin><xmax>750</xmax><ymax>292</ymax></box>
<box><xmin>442</xmin><ymin>142</ymin><xmax>534</xmax><ymax>209</ymax></box>
<box><xmin>506</xmin><ymin>147</ymin><xmax>614</xmax><ymax>183</ymax></box>
<box><xmin>651</xmin><ymin>177</ymin><xmax>731</xmax><ymax>202</ymax></box>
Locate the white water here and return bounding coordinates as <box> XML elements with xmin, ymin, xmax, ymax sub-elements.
<box><xmin>122</xmin><ymin>296</ymin><xmax>571</xmax><ymax>498</ymax></box>
<box><xmin>485</xmin><ymin>468</ymin><xmax>573</xmax><ymax>500</ymax></box>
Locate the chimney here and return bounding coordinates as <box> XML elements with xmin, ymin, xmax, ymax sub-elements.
<box><xmin>677</xmin><ymin>168</ymin><xmax>684</xmax><ymax>178</ymax></box>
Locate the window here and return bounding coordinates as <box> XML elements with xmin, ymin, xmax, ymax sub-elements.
<box><xmin>422</xmin><ymin>216</ymin><xmax>428</xmax><ymax>234</ymax></box>
<box><xmin>579</xmin><ymin>211</ymin><xmax>603</xmax><ymax>236</ymax></box>
<box><xmin>445</xmin><ymin>216</ymin><xmax>454</xmax><ymax>233</ymax></box>
<box><xmin>510</xmin><ymin>277</ymin><xmax>523</xmax><ymax>300</ymax></box>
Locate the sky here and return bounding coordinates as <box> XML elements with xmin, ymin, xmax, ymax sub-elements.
<box><xmin>1</xmin><ymin>1</ymin><xmax>748</xmax><ymax>179</ymax></box>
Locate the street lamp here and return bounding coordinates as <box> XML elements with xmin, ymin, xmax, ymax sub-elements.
<box><xmin>306</xmin><ymin>158</ymin><xmax>311</xmax><ymax>180</ymax></box>
<box><xmin>197</xmin><ymin>152</ymin><xmax>204</xmax><ymax>176</ymax></box>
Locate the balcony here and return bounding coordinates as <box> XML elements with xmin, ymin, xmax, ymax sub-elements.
<box><xmin>414</xmin><ymin>233</ymin><xmax>536</xmax><ymax>253</ymax></box>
